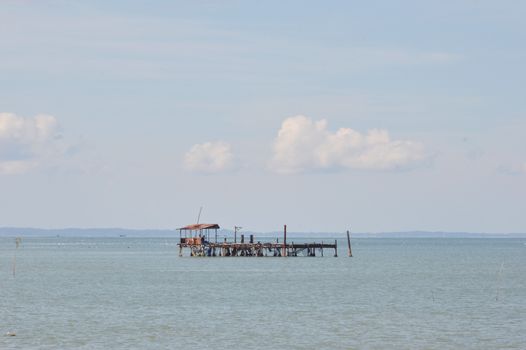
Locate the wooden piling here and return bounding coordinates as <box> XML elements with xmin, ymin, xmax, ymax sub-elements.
<box><xmin>334</xmin><ymin>239</ymin><xmax>338</xmax><ymax>257</ymax></box>
<box><xmin>347</xmin><ymin>230</ymin><xmax>353</xmax><ymax>257</ymax></box>
<box><xmin>283</xmin><ymin>224</ymin><xmax>287</xmax><ymax>257</ymax></box>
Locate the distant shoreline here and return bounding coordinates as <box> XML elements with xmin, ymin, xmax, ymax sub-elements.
<box><xmin>0</xmin><ymin>227</ymin><xmax>525</xmax><ymax>238</ymax></box>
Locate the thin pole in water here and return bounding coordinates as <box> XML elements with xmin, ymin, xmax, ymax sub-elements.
<box><xmin>13</xmin><ymin>237</ymin><xmax>21</xmax><ymax>277</ymax></box>
<box><xmin>347</xmin><ymin>230</ymin><xmax>353</xmax><ymax>257</ymax></box>
<box><xmin>283</xmin><ymin>225</ymin><xmax>287</xmax><ymax>257</ymax></box>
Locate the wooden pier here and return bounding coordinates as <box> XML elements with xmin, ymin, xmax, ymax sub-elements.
<box><xmin>177</xmin><ymin>224</ymin><xmax>343</xmax><ymax>257</ymax></box>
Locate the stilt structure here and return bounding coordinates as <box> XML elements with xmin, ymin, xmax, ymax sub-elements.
<box><xmin>177</xmin><ymin>224</ymin><xmax>339</xmax><ymax>257</ymax></box>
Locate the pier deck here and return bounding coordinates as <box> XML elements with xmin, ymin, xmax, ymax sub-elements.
<box><xmin>177</xmin><ymin>223</ymin><xmax>342</xmax><ymax>257</ymax></box>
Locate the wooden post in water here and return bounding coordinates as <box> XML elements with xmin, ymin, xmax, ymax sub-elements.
<box><xmin>283</xmin><ymin>224</ymin><xmax>287</xmax><ymax>257</ymax></box>
<box><xmin>347</xmin><ymin>230</ymin><xmax>353</xmax><ymax>257</ymax></box>
<box><xmin>334</xmin><ymin>239</ymin><xmax>338</xmax><ymax>257</ymax></box>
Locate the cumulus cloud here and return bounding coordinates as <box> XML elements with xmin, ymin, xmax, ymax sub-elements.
<box><xmin>0</xmin><ymin>112</ymin><xmax>65</xmax><ymax>175</ymax></box>
<box><xmin>269</xmin><ymin>115</ymin><xmax>427</xmax><ymax>174</ymax></box>
<box><xmin>183</xmin><ymin>141</ymin><xmax>234</xmax><ymax>173</ymax></box>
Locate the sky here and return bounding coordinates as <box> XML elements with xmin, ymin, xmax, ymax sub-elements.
<box><xmin>0</xmin><ymin>0</ymin><xmax>525</xmax><ymax>233</ymax></box>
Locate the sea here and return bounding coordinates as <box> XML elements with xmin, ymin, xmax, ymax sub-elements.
<box><xmin>1</xmin><ymin>236</ymin><xmax>525</xmax><ymax>349</ymax></box>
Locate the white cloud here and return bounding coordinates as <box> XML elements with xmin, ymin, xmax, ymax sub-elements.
<box><xmin>183</xmin><ymin>141</ymin><xmax>234</xmax><ymax>173</ymax></box>
<box><xmin>0</xmin><ymin>112</ymin><xmax>64</xmax><ymax>175</ymax></box>
<box><xmin>269</xmin><ymin>115</ymin><xmax>427</xmax><ymax>174</ymax></box>
<box><xmin>499</xmin><ymin>162</ymin><xmax>526</xmax><ymax>175</ymax></box>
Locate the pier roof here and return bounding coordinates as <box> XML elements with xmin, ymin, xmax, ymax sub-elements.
<box><xmin>179</xmin><ymin>223</ymin><xmax>220</xmax><ymax>230</ymax></box>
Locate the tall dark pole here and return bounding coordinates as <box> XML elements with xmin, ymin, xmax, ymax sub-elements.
<box><xmin>283</xmin><ymin>224</ymin><xmax>287</xmax><ymax>257</ymax></box>
<box><xmin>347</xmin><ymin>230</ymin><xmax>353</xmax><ymax>257</ymax></box>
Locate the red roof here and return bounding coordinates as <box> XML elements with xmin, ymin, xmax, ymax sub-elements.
<box><xmin>179</xmin><ymin>223</ymin><xmax>220</xmax><ymax>230</ymax></box>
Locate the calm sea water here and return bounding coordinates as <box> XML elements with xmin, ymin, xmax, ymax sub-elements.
<box><xmin>1</xmin><ymin>237</ymin><xmax>525</xmax><ymax>349</ymax></box>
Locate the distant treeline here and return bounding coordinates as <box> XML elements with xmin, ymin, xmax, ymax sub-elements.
<box><xmin>0</xmin><ymin>227</ymin><xmax>525</xmax><ymax>238</ymax></box>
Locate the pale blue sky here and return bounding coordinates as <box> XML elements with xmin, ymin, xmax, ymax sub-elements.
<box><xmin>1</xmin><ymin>1</ymin><xmax>524</xmax><ymax>233</ymax></box>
